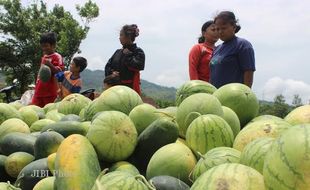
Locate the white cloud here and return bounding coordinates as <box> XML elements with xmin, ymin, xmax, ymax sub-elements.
<box><xmin>154</xmin><ymin>70</ymin><xmax>187</xmax><ymax>88</ymax></box>
<box><xmin>263</xmin><ymin>77</ymin><xmax>310</xmax><ymax>104</ymax></box>
<box><xmin>86</xmin><ymin>56</ymin><xmax>106</xmax><ymax>71</ymax></box>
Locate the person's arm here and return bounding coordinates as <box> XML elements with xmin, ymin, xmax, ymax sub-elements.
<box><xmin>238</xmin><ymin>41</ymin><xmax>256</xmax><ymax>88</ymax></box>
<box><xmin>123</xmin><ymin>48</ymin><xmax>145</xmax><ymax>71</ymax></box>
<box><xmin>57</xmin><ymin>82</ymin><xmax>64</xmax><ymax>99</ymax></box>
<box><xmin>45</xmin><ymin>54</ymin><xmax>64</xmax><ymax>74</ymax></box>
<box><xmin>105</xmin><ymin>52</ymin><xmax>117</xmax><ymax>77</ymax></box>
<box><xmin>188</xmin><ymin>45</ymin><xmax>200</xmax><ymax>80</ymax></box>
<box><xmin>244</xmin><ymin>70</ymin><xmax>254</xmax><ymax>88</ymax></box>
<box><xmin>55</xmin><ymin>71</ymin><xmax>65</xmax><ymax>82</ymax></box>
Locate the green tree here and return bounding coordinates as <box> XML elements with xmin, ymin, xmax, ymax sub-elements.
<box><xmin>271</xmin><ymin>94</ymin><xmax>291</xmax><ymax>118</ymax></box>
<box><xmin>0</xmin><ymin>0</ymin><xmax>99</xmax><ymax>93</ymax></box>
<box><xmin>292</xmin><ymin>94</ymin><xmax>303</xmax><ymax>108</ymax></box>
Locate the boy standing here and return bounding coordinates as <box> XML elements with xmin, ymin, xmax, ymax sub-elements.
<box><xmin>31</xmin><ymin>32</ymin><xmax>64</xmax><ymax>107</ymax></box>
<box><xmin>55</xmin><ymin>56</ymin><xmax>87</xmax><ymax>99</ymax></box>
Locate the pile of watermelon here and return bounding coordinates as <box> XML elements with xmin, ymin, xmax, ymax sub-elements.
<box><xmin>1</xmin><ymin>80</ymin><xmax>310</xmax><ymax>190</ymax></box>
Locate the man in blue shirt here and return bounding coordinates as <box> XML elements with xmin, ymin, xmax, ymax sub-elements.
<box><xmin>210</xmin><ymin>11</ymin><xmax>255</xmax><ymax>88</ymax></box>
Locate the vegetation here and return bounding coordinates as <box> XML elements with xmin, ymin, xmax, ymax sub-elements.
<box><xmin>258</xmin><ymin>94</ymin><xmax>307</xmax><ymax>118</ymax></box>
<box><xmin>81</xmin><ymin>69</ymin><xmax>176</xmax><ymax>108</ymax></box>
<box><xmin>0</xmin><ymin>0</ymin><xmax>99</xmax><ymax>93</ymax></box>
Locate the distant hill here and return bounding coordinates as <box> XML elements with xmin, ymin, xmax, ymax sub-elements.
<box><xmin>81</xmin><ymin>69</ymin><xmax>177</xmax><ymax>102</ymax></box>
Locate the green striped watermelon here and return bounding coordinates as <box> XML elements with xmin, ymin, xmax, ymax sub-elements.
<box><xmin>30</xmin><ymin>119</ymin><xmax>55</xmax><ymax>132</ymax></box>
<box><xmin>45</xmin><ymin>110</ymin><xmax>64</xmax><ymax>122</ymax></box>
<box><xmin>34</xmin><ymin>131</ymin><xmax>64</xmax><ymax>159</ymax></box>
<box><xmin>83</xmin><ymin>86</ymin><xmax>143</xmax><ymax>121</ymax></box>
<box><xmin>263</xmin><ymin>124</ymin><xmax>310</xmax><ymax>190</ymax></box>
<box><xmin>175</xmin><ymin>80</ymin><xmax>217</xmax><ymax>106</ymax></box>
<box><xmin>213</xmin><ymin>83</ymin><xmax>259</xmax><ymax>127</ymax></box>
<box><xmin>129</xmin><ymin>103</ymin><xmax>160</xmax><ymax>134</ymax></box>
<box><xmin>9</xmin><ymin>101</ymin><xmax>24</xmax><ymax>110</ymax></box>
<box><xmin>92</xmin><ymin>171</ymin><xmax>153</xmax><ymax>190</ymax></box>
<box><xmin>176</xmin><ymin>93</ymin><xmax>223</xmax><ymax>138</ymax></box>
<box><xmin>26</xmin><ymin>105</ymin><xmax>45</xmax><ymax>119</ymax></box>
<box><xmin>19</xmin><ymin>107</ymin><xmax>39</xmax><ymax>126</ymax></box>
<box><xmin>33</xmin><ymin>176</ymin><xmax>55</xmax><ymax>190</ymax></box>
<box><xmin>58</xmin><ymin>94</ymin><xmax>91</xmax><ymax>115</ymax></box>
<box><xmin>186</xmin><ymin>114</ymin><xmax>234</xmax><ymax>155</ymax></box>
<box><xmin>86</xmin><ymin>111</ymin><xmax>138</xmax><ymax>162</ymax></box>
<box><xmin>191</xmin><ymin>147</ymin><xmax>241</xmax><ymax>182</ymax></box>
<box><xmin>221</xmin><ymin>106</ymin><xmax>240</xmax><ymax>137</ymax></box>
<box><xmin>191</xmin><ymin>163</ymin><xmax>265</xmax><ymax>190</ymax></box>
<box><xmin>233</xmin><ymin>118</ymin><xmax>291</xmax><ymax>151</ymax></box>
<box><xmin>240</xmin><ymin>137</ymin><xmax>274</xmax><ymax>174</ymax></box>
<box><xmin>284</xmin><ymin>105</ymin><xmax>310</xmax><ymax>125</ymax></box>
<box><xmin>156</xmin><ymin>106</ymin><xmax>178</xmax><ymax>119</ymax></box>
<box><xmin>146</xmin><ymin>143</ymin><xmax>197</xmax><ymax>185</ymax></box>
<box><xmin>0</xmin><ymin>103</ymin><xmax>22</xmax><ymax>124</ymax></box>
<box><xmin>0</xmin><ymin>118</ymin><xmax>30</xmax><ymax>140</ymax></box>
<box><xmin>110</xmin><ymin>161</ymin><xmax>140</xmax><ymax>176</ymax></box>
<box><xmin>5</xmin><ymin>152</ymin><xmax>35</xmax><ymax>178</ymax></box>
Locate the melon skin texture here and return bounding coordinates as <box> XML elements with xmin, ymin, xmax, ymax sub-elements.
<box><xmin>213</xmin><ymin>83</ymin><xmax>259</xmax><ymax>127</ymax></box>
<box><xmin>176</xmin><ymin>93</ymin><xmax>224</xmax><ymax>138</ymax></box>
<box><xmin>191</xmin><ymin>163</ymin><xmax>265</xmax><ymax>190</ymax></box>
<box><xmin>146</xmin><ymin>143</ymin><xmax>197</xmax><ymax>185</ymax></box>
<box><xmin>86</xmin><ymin>111</ymin><xmax>138</xmax><ymax>162</ymax></box>
<box><xmin>263</xmin><ymin>124</ymin><xmax>310</xmax><ymax>190</ymax></box>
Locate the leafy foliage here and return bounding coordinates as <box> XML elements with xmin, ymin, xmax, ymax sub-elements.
<box><xmin>0</xmin><ymin>0</ymin><xmax>99</xmax><ymax>93</ymax></box>
<box><xmin>258</xmin><ymin>94</ymin><xmax>304</xmax><ymax>118</ymax></box>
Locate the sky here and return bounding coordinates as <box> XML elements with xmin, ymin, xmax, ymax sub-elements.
<box><xmin>22</xmin><ymin>0</ymin><xmax>310</xmax><ymax>103</ymax></box>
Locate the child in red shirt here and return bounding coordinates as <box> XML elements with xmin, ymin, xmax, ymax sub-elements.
<box><xmin>31</xmin><ymin>32</ymin><xmax>64</xmax><ymax>107</ymax></box>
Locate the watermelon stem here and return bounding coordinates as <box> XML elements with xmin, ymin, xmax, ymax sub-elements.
<box><xmin>7</xmin><ymin>181</ymin><xmax>21</xmax><ymax>190</ymax></box>
<box><xmin>93</xmin><ymin>168</ymin><xmax>109</xmax><ymax>189</ymax></box>
<box><xmin>197</xmin><ymin>151</ymin><xmax>206</xmax><ymax>159</ymax></box>
<box><xmin>134</xmin><ymin>175</ymin><xmax>156</xmax><ymax>190</ymax></box>
<box><xmin>188</xmin><ymin>170</ymin><xmax>194</xmax><ymax>183</ymax></box>
<box><xmin>154</xmin><ymin>111</ymin><xmax>176</xmax><ymax>121</ymax></box>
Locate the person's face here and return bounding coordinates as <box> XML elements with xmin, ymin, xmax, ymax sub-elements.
<box><xmin>215</xmin><ymin>19</ymin><xmax>236</xmax><ymax>42</ymax></box>
<box><xmin>69</xmin><ymin>62</ymin><xmax>80</xmax><ymax>73</ymax></box>
<box><xmin>119</xmin><ymin>30</ymin><xmax>131</xmax><ymax>46</ymax></box>
<box><xmin>41</xmin><ymin>43</ymin><xmax>55</xmax><ymax>55</ymax></box>
<box><xmin>203</xmin><ymin>24</ymin><xmax>219</xmax><ymax>43</ymax></box>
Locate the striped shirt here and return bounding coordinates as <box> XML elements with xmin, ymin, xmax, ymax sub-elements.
<box><xmin>55</xmin><ymin>71</ymin><xmax>82</xmax><ymax>98</ymax></box>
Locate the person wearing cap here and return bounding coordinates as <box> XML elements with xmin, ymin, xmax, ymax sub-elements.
<box><xmin>104</xmin><ymin>24</ymin><xmax>145</xmax><ymax>95</ymax></box>
<box><xmin>210</xmin><ymin>11</ymin><xmax>256</xmax><ymax>88</ymax></box>
<box><xmin>189</xmin><ymin>20</ymin><xmax>219</xmax><ymax>82</ymax></box>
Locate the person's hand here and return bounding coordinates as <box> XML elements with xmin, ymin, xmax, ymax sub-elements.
<box><xmin>44</xmin><ymin>58</ymin><xmax>52</xmax><ymax>65</ymax></box>
<box><xmin>123</xmin><ymin>48</ymin><xmax>132</xmax><ymax>54</ymax></box>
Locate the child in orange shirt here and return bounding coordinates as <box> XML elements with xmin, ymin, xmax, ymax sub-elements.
<box><xmin>55</xmin><ymin>56</ymin><xmax>87</xmax><ymax>99</ymax></box>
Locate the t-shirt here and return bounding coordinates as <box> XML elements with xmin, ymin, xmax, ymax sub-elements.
<box><xmin>188</xmin><ymin>43</ymin><xmax>214</xmax><ymax>82</ymax></box>
<box><xmin>55</xmin><ymin>71</ymin><xmax>82</xmax><ymax>98</ymax></box>
<box><xmin>34</xmin><ymin>52</ymin><xmax>64</xmax><ymax>97</ymax></box>
<box><xmin>210</xmin><ymin>36</ymin><xmax>255</xmax><ymax>88</ymax></box>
